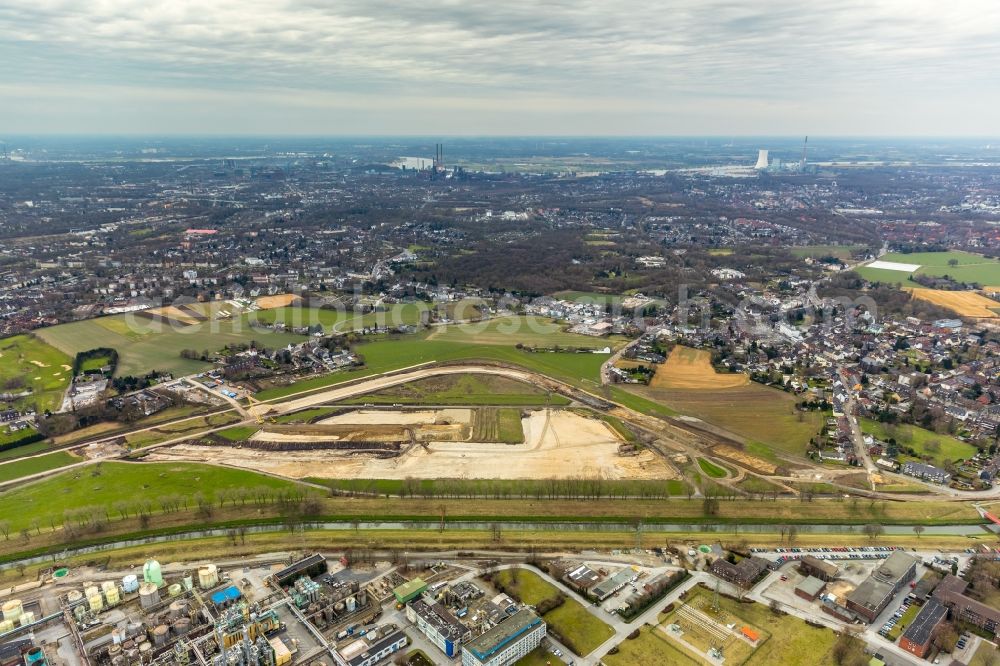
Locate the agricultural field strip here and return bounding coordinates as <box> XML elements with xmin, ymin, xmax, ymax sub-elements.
<box><xmin>0</xmin><ymin>406</ymin><xmax>241</xmax><ymax>484</ymax></box>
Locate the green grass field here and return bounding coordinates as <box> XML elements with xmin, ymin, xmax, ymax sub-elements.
<box><xmin>698</xmin><ymin>458</ymin><xmax>727</xmax><ymax>478</ymax></box>
<box><xmin>680</xmin><ymin>586</ymin><xmax>843</xmax><ymax>665</ymax></box>
<box><xmin>495</xmin><ymin>568</ymin><xmax>614</xmax><ymax>656</ymax></box>
<box><xmin>35</xmin><ymin>315</ymin><xmax>306</xmax><ymax>377</ymax></box>
<box><xmin>0</xmin><ymin>439</ymin><xmax>58</xmax><ymax>462</ymax></box>
<box><xmin>629</xmin><ymin>383</ymin><xmax>823</xmax><ymax>459</ymax></box>
<box><xmin>737</xmin><ymin>476</ymin><xmax>786</xmax><ymax>495</ymax></box>
<box><xmin>215</xmin><ymin>426</ymin><xmax>260</xmax><ymax>442</ymax></box>
<box><xmin>308</xmin><ymin>477</ymin><xmax>689</xmax><ymax>499</ymax></box>
<box><xmin>790</xmin><ymin>245</ymin><xmax>864</xmax><ymax>261</ymax></box>
<box><xmin>595</xmin><ymin>412</ymin><xmax>637</xmax><ymax>442</ymax></box>
<box><xmin>270</xmin><ymin>407</ymin><xmax>339</xmax><ymax>424</ymax></box>
<box><xmin>343</xmin><ymin>373</ymin><xmax>569</xmax><ymax>406</ymax></box>
<box><xmin>516</xmin><ymin>647</ymin><xmax>566</xmax><ymax>666</ymax></box>
<box><xmin>969</xmin><ymin>641</ymin><xmax>1000</xmax><ymax>666</ymax></box>
<box><xmin>0</xmin><ymin>461</ymin><xmax>302</xmax><ymax>532</ymax></box>
<box><xmin>79</xmin><ymin>354</ymin><xmax>114</xmax><ymax>373</ymax></box>
<box><xmin>0</xmin><ymin>451</ymin><xmax>79</xmax><ymax>484</ymax></box>
<box><xmin>861</xmin><ymin>418</ymin><xmax>978</xmax><ymax>467</ymax></box>
<box><xmin>603</xmin><ymin>625</ymin><xmax>699</xmax><ymax>666</ymax></box>
<box><xmin>551</xmin><ymin>290</ymin><xmax>624</xmax><ymax>305</ymax></box>
<box><xmin>427</xmin><ymin>315</ymin><xmax>627</xmax><ymax>349</ymax></box>
<box><xmin>0</xmin><ymin>424</ymin><xmax>41</xmax><ymax>447</ymax></box>
<box><xmin>856</xmin><ymin>250</ymin><xmax>1000</xmax><ymax>286</ymax></box>
<box><xmin>0</xmin><ymin>334</ymin><xmax>73</xmax><ymax>412</ymax></box>
<box><xmin>886</xmin><ymin>603</ymin><xmax>919</xmax><ymax>641</ymax></box>
<box><xmin>257</xmin><ymin>335</ymin><xmax>611</xmax><ymax>401</ymax></box>
<box><xmin>471</xmin><ymin>408</ymin><xmax>525</xmax><ymax>443</ymax></box>
<box><xmin>250</xmin><ymin>303</ymin><xmax>425</xmax><ymax>333</ymax></box>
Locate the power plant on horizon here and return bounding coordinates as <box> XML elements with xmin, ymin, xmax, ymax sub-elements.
<box><xmin>753</xmin><ymin>137</ymin><xmax>813</xmax><ymax>173</ymax></box>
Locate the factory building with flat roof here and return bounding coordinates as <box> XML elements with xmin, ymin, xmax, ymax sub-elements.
<box><xmin>393</xmin><ymin>578</ymin><xmax>428</xmax><ymax>605</ymax></box>
<box><xmin>461</xmin><ymin>609</ymin><xmax>545</xmax><ymax>666</ymax></box>
<box><xmin>591</xmin><ymin>568</ymin><xmax>636</xmax><ymax>601</ymax></box>
<box><xmin>900</xmin><ymin>599</ymin><xmax>947</xmax><ymax>658</ymax></box>
<box><xmin>800</xmin><ymin>555</ymin><xmax>839</xmax><ymax>582</ymax></box>
<box><xmin>406</xmin><ymin>598</ymin><xmax>470</xmax><ymax>657</ymax></box>
<box><xmin>846</xmin><ymin>551</ymin><xmax>918</xmax><ymax>622</ymax></box>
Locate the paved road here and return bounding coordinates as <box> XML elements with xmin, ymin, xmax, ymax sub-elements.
<box><xmin>840</xmin><ymin>369</ymin><xmax>877</xmax><ymax>490</ymax></box>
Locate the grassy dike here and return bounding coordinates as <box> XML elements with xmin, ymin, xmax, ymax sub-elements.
<box><xmin>0</xmin><ymin>493</ymin><xmax>988</xmax><ymax>568</ymax></box>
<box><xmin>1</xmin><ymin>526</ymin><xmax>991</xmax><ymax>587</ymax></box>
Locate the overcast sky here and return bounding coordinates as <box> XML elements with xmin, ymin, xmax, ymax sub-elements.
<box><xmin>2</xmin><ymin>0</ymin><xmax>999</xmax><ymax>135</ymax></box>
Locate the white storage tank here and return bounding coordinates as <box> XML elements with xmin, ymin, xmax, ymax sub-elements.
<box><xmin>345</xmin><ymin>596</ymin><xmax>356</xmax><ymax>612</ymax></box>
<box><xmin>67</xmin><ymin>590</ymin><xmax>84</xmax><ymax>604</ymax></box>
<box><xmin>3</xmin><ymin>599</ymin><xmax>24</xmax><ymax>622</ymax></box>
<box><xmin>122</xmin><ymin>574</ymin><xmax>139</xmax><ymax>593</ymax></box>
<box><xmin>139</xmin><ymin>583</ymin><xmax>161</xmax><ymax>610</ymax></box>
<box><xmin>2</xmin><ymin>599</ymin><xmax>23</xmax><ymax>622</ymax></box>
<box><xmin>84</xmin><ymin>585</ymin><xmax>100</xmax><ymax>599</ymax></box>
<box><xmin>197</xmin><ymin>564</ymin><xmax>218</xmax><ymax>589</ymax></box>
<box><xmin>168</xmin><ymin>583</ymin><xmax>183</xmax><ymax>597</ymax></box>
<box><xmin>19</xmin><ymin>611</ymin><xmax>35</xmax><ymax>626</ymax></box>
<box><xmin>182</xmin><ymin>574</ymin><xmax>194</xmax><ymax>591</ymax></box>
<box><xmin>0</xmin><ymin>619</ymin><xmax>14</xmax><ymax>634</ymax></box>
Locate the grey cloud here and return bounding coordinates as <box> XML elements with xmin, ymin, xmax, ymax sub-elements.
<box><xmin>1</xmin><ymin>1</ymin><xmax>999</xmax><ymax>133</ymax></box>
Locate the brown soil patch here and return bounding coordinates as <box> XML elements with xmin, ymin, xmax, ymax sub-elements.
<box><xmin>157</xmin><ymin>409</ymin><xmax>678</xmax><ymax>481</ymax></box>
<box><xmin>252</xmin><ymin>423</ymin><xmax>411</xmax><ymax>443</ymax></box>
<box><xmin>710</xmin><ymin>444</ymin><xmax>778</xmax><ymax>475</ymax></box>
<box><xmin>651</xmin><ymin>346</ymin><xmax>749</xmax><ymax>389</ymax></box>
<box><xmin>145</xmin><ymin>305</ymin><xmax>201</xmax><ymax>326</ymax></box>
<box><xmin>255</xmin><ymin>293</ymin><xmax>303</xmax><ymax>309</ymax></box>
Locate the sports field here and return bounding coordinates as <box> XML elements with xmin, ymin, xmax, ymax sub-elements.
<box><xmin>908</xmin><ymin>288</ymin><xmax>1000</xmax><ymax>318</ymax></box>
<box><xmin>651</xmin><ymin>345</ymin><xmax>749</xmax><ymax>389</ymax></box>
<box><xmin>254</xmin><ymin>293</ymin><xmax>302</xmax><ymax>309</ymax></box>
<box><xmin>0</xmin><ymin>334</ymin><xmax>73</xmax><ymax>412</ymax></box>
<box><xmin>36</xmin><ymin>315</ymin><xmax>306</xmax><ymax>377</ymax></box>
<box><xmin>856</xmin><ymin>250</ymin><xmax>1000</xmax><ymax>286</ymax></box>
<box><xmin>426</xmin><ymin>315</ymin><xmax>626</xmax><ymax>349</ymax></box>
